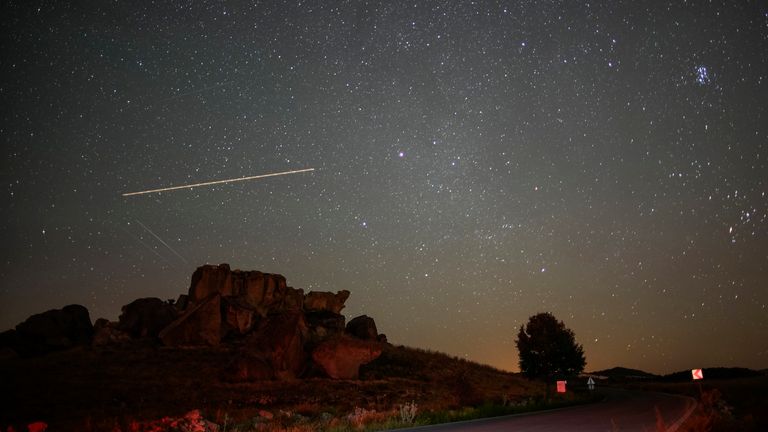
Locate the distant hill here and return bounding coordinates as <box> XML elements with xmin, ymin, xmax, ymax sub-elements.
<box><xmin>589</xmin><ymin>366</ymin><xmax>658</xmax><ymax>380</ymax></box>
<box><xmin>660</xmin><ymin>367</ymin><xmax>763</xmax><ymax>382</ymax></box>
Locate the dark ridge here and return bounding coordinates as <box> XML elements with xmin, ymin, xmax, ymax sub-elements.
<box><xmin>659</xmin><ymin>367</ymin><xmax>762</xmax><ymax>382</ymax></box>
<box><xmin>589</xmin><ymin>366</ymin><xmax>658</xmax><ymax>379</ymax></box>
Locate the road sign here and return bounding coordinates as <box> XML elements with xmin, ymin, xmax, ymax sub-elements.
<box><xmin>691</xmin><ymin>369</ymin><xmax>703</xmax><ymax>380</ymax></box>
<box><xmin>587</xmin><ymin>376</ymin><xmax>596</xmax><ymax>390</ymax></box>
<box><xmin>556</xmin><ymin>380</ymin><xmax>567</xmax><ymax>393</ymax></box>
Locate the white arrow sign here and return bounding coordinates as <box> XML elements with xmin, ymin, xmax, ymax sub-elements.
<box><xmin>587</xmin><ymin>376</ymin><xmax>596</xmax><ymax>390</ymax></box>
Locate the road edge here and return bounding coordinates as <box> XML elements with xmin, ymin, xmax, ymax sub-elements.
<box><xmin>665</xmin><ymin>394</ymin><xmax>698</xmax><ymax>432</ymax></box>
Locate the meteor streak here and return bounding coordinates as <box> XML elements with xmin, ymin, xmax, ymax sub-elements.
<box><xmin>121</xmin><ymin>168</ymin><xmax>315</xmax><ymax>196</ymax></box>
<box><xmin>135</xmin><ymin>219</ymin><xmax>189</xmax><ymax>266</ymax></box>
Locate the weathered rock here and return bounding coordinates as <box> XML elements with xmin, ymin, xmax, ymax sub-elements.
<box><xmin>346</xmin><ymin>315</ymin><xmax>378</xmax><ymax>341</ymax></box>
<box><xmin>159</xmin><ymin>294</ymin><xmax>221</xmax><ymax>346</ymax></box>
<box><xmin>244</xmin><ymin>312</ymin><xmax>308</xmax><ymax>380</ymax></box>
<box><xmin>221</xmin><ymin>296</ymin><xmax>259</xmax><ymax>335</ymax></box>
<box><xmin>6</xmin><ymin>304</ymin><xmax>94</xmax><ymax>355</ymax></box>
<box><xmin>305</xmin><ymin>311</ymin><xmax>346</xmax><ymax>339</ymax></box>
<box><xmin>188</xmin><ymin>264</ymin><xmax>303</xmax><ymax>314</ymax></box>
<box><xmin>118</xmin><ymin>298</ymin><xmax>178</xmax><ymax>339</ymax></box>
<box><xmin>311</xmin><ymin>335</ymin><xmax>382</xmax><ymax>379</ymax></box>
<box><xmin>188</xmin><ymin>263</ymin><xmax>236</xmax><ymax>301</ymax></box>
<box><xmin>92</xmin><ymin>318</ymin><xmax>131</xmax><ymax>346</ymax></box>
<box><xmin>303</xmin><ymin>290</ymin><xmax>350</xmax><ymax>314</ymax></box>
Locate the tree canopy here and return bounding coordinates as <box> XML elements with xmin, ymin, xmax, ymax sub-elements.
<box><xmin>516</xmin><ymin>312</ymin><xmax>586</xmax><ymax>381</ymax></box>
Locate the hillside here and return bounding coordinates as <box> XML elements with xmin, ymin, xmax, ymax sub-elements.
<box><xmin>0</xmin><ymin>342</ymin><xmax>540</xmax><ymax>431</ymax></box>
<box><xmin>0</xmin><ymin>264</ymin><xmax>542</xmax><ymax>431</ymax></box>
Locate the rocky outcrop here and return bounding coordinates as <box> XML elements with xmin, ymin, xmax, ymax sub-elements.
<box><xmin>118</xmin><ymin>298</ymin><xmax>178</xmax><ymax>339</ymax></box>
<box><xmin>159</xmin><ymin>294</ymin><xmax>222</xmax><ymax>346</ymax></box>
<box><xmin>166</xmin><ymin>264</ymin><xmax>353</xmax><ymax>346</ymax></box>
<box><xmin>304</xmin><ymin>290</ymin><xmax>350</xmax><ymax>314</ymax></box>
<box><xmin>346</xmin><ymin>315</ymin><xmax>378</xmax><ymax>341</ymax></box>
<box><xmin>5</xmin><ymin>264</ymin><xmax>387</xmax><ymax>382</ymax></box>
<box><xmin>1</xmin><ymin>304</ymin><xmax>93</xmax><ymax>356</ymax></box>
<box><xmin>311</xmin><ymin>335</ymin><xmax>382</xmax><ymax>379</ymax></box>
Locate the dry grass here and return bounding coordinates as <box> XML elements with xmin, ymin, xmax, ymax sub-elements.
<box><xmin>0</xmin><ymin>342</ymin><xmax>543</xmax><ymax>431</ymax></box>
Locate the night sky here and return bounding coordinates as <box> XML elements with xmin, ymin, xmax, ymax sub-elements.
<box><xmin>2</xmin><ymin>1</ymin><xmax>767</xmax><ymax>375</ymax></box>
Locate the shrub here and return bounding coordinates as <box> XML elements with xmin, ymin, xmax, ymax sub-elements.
<box><xmin>399</xmin><ymin>401</ymin><xmax>418</xmax><ymax>423</ymax></box>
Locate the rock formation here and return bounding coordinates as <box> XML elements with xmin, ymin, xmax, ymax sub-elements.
<box><xmin>3</xmin><ymin>263</ymin><xmax>385</xmax><ymax>381</ymax></box>
<box><xmin>172</xmin><ymin>264</ymin><xmax>383</xmax><ymax>379</ymax></box>
<box><xmin>304</xmin><ymin>290</ymin><xmax>350</xmax><ymax>314</ymax></box>
<box><xmin>0</xmin><ymin>304</ymin><xmax>93</xmax><ymax>356</ymax></box>
<box><xmin>187</xmin><ymin>264</ymin><xmax>303</xmax><ymax>314</ymax></box>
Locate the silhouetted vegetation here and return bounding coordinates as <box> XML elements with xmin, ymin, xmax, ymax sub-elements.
<box><xmin>516</xmin><ymin>312</ymin><xmax>586</xmax><ymax>390</ymax></box>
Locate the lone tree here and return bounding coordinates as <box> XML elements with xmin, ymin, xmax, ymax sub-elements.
<box><xmin>516</xmin><ymin>312</ymin><xmax>586</xmax><ymax>393</ymax></box>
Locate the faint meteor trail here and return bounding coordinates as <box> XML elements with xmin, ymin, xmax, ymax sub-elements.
<box><xmin>121</xmin><ymin>168</ymin><xmax>315</xmax><ymax>196</ymax></box>
<box><xmin>135</xmin><ymin>219</ymin><xmax>190</xmax><ymax>266</ymax></box>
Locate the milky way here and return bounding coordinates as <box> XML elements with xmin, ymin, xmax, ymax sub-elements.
<box><xmin>2</xmin><ymin>1</ymin><xmax>767</xmax><ymax>373</ymax></box>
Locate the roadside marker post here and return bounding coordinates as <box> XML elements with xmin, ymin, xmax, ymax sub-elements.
<box><xmin>587</xmin><ymin>376</ymin><xmax>596</xmax><ymax>391</ymax></box>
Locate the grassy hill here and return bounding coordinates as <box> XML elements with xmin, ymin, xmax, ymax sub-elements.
<box><xmin>0</xmin><ymin>342</ymin><xmax>543</xmax><ymax>431</ymax></box>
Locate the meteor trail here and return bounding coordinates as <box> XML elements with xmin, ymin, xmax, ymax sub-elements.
<box><xmin>134</xmin><ymin>219</ymin><xmax>189</xmax><ymax>266</ymax></box>
<box><xmin>121</xmin><ymin>167</ymin><xmax>315</xmax><ymax>197</ymax></box>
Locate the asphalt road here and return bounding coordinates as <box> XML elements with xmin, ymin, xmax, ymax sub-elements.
<box><xmin>392</xmin><ymin>389</ymin><xmax>697</xmax><ymax>432</ymax></box>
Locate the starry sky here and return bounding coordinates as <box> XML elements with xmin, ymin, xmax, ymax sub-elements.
<box><xmin>2</xmin><ymin>1</ymin><xmax>767</xmax><ymax>375</ymax></box>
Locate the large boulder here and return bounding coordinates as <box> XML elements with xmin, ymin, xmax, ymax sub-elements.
<box><xmin>346</xmin><ymin>315</ymin><xmax>378</xmax><ymax>341</ymax></box>
<box><xmin>118</xmin><ymin>298</ymin><xmax>178</xmax><ymax>339</ymax></box>
<box><xmin>311</xmin><ymin>335</ymin><xmax>382</xmax><ymax>379</ymax></box>
<box><xmin>303</xmin><ymin>290</ymin><xmax>350</xmax><ymax>314</ymax></box>
<box><xmin>243</xmin><ymin>312</ymin><xmax>309</xmax><ymax>380</ymax></box>
<box><xmin>159</xmin><ymin>294</ymin><xmax>221</xmax><ymax>346</ymax></box>
<box><xmin>5</xmin><ymin>304</ymin><xmax>94</xmax><ymax>355</ymax></box>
